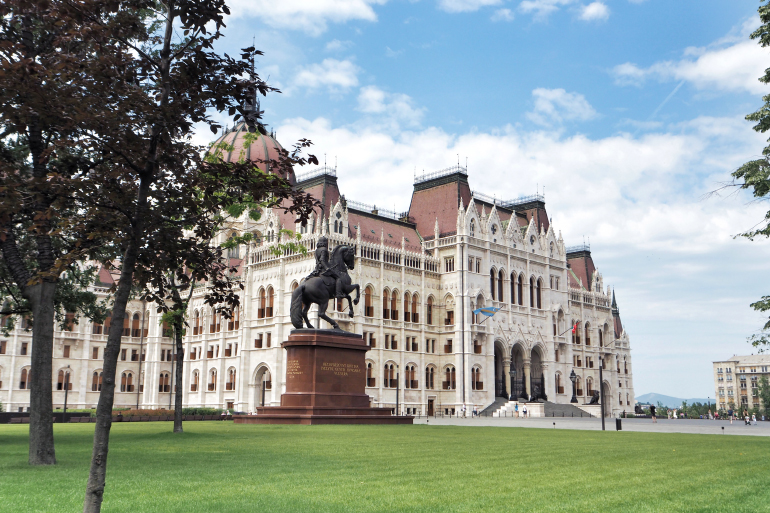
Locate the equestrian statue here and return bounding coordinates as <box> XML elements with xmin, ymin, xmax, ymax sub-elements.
<box><xmin>290</xmin><ymin>236</ymin><xmax>360</xmax><ymax>331</ymax></box>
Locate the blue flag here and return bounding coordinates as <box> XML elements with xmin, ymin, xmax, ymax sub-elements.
<box><xmin>472</xmin><ymin>306</ymin><xmax>500</xmax><ymax>317</ymax></box>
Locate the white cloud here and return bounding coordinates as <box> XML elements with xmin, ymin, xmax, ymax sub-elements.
<box><xmin>229</xmin><ymin>0</ymin><xmax>387</xmax><ymax>36</ymax></box>
<box><xmin>518</xmin><ymin>0</ymin><xmax>574</xmax><ymax>19</ymax></box>
<box><xmin>356</xmin><ymin>86</ymin><xmax>425</xmax><ymax>127</ymax></box>
<box><xmin>613</xmin><ymin>20</ymin><xmax>768</xmax><ymax>94</ymax></box>
<box><xmin>579</xmin><ymin>1</ymin><xmax>609</xmax><ymax>21</ymax></box>
<box><xmin>325</xmin><ymin>39</ymin><xmax>354</xmax><ymax>52</ymax></box>
<box><xmin>438</xmin><ymin>0</ymin><xmax>503</xmax><ymax>13</ymax></box>
<box><xmin>491</xmin><ymin>8</ymin><xmax>515</xmax><ymax>22</ymax></box>
<box><xmin>526</xmin><ymin>88</ymin><xmax>597</xmax><ymax>125</ymax></box>
<box><xmin>292</xmin><ymin>59</ymin><xmax>360</xmax><ymax>93</ymax></box>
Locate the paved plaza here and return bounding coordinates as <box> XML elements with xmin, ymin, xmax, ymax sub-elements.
<box><xmin>413</xmin><ymin>415</ymin><xmax>770</xmax><ymax>436</ymax></box>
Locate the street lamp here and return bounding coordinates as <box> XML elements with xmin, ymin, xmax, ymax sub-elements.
<box><xmin>569</xmin><ymin>369</ymin><xmax>578</xmax><ymax>404</ymax></box>
<box><xmin>598</xmin><ymin>357</ymin><xmax>605</xmax><ymax>431</ymax></box>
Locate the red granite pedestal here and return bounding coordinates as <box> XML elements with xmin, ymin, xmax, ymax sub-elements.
<box><xmin>233</xmin><ymin>330</ymin><xmax>413</xmax><ymax>425</ymax></box>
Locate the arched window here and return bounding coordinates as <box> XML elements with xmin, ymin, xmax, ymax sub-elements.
<box><xmin>425</xmin><ymin>366</ymin><xmax>435</xmax><ymax>390</ymax></box>
<box><xmin>91</xmin><ymin>371</ymin><xmax>103</xmax><ymax>392</ymax></box>
<box><xmin>366</xmin><ymin>363</ymin><xmax>375</xmax><ymax>387</ymax></box>
<box><xmin>122</xmin><ymin>314</ymin><xmax>130</xmax><ymax>337</ymax></box>
<box><xmin>555</xmin><ymin>373</ymin><xmax>563</xmax><ymax>394</ymax></box>
<box><xmin>228</xmin><ymin>308</ymin><xmax>240</xmax><ymax>331</ymax></box>
<box><xmin>227</xmin><ymin>234</ymin><xmax>240</xmax><ymax>259</ymax></box>
<box><xmin>598</xmin><ymin>329</ymin><xmax>603</xmax><ymax>347</ymax></box>
<box><xmin>226</xmin><ymin>368</ymin><xmax>236</xmax><ymax>390</ymax></box>
<box><xmin>19</xmin><ymin>368</ymin><xmax>29</xmax><ymax>389</ymax></box>
<box><xmin>536</xmin><ymin>278</ymin><xmax>542</xmax><ymax>309</ymax></box>
<box><xmin>585</xmin><ymin>323</ymin><xmax>591</xmax><ymax>346</ymax></box>
<box><xmin>266</xmin><ymin>287</ymin><xmax>274</xmax><ymax>317</ymax></box>
<box><xmin>426</xmin><ymin>297</ymin><xmax>433</xmax><ymax>325</ymax></box>
<box><xmin>193</xmin><ymin>310</ymin><xmax>200</xmax><ymax>336</ymax></box>
<box><xmin>471</xmin><ymin>367</ymin><xmax>483</xmax><ymax>390</ymax></box>
<box><xmin>586</xmin><ymin>377</ymin><xmax>594</xmax><ymax>396</ymax></box>
<box><xmin>404</xmin><ymin>292</ymin><xmax>411</xmax><ymax>322</ymax></box>
<box><xmin>529</xmin><ymin>277</ymin><xmax>535</xmax><ymax>307</ymax></box>
<box><xmin>576</xmin><ymin>376</ymin><xmax>583</xmax><ymax>396</ymax></box>
<box><xmin>131</xmin><ymin>313</ymin><xmax>141</xmax><ymax>337</ymax></box>
<box><xmin>159</xmin><ymin>372</ymin><xmax>170</xmax><ymax>393</ymax></box>
<box><xmin>470</xmin><ymin>220</ymin><xmax>475</xmax><ymax>237</ymax></box>
<box><xmin>412</xmin><ymin>294</ymin><xmax>419</xmax><ymax>323</ymax></box>
<box><xmin>498</xmin><ymin>270</ymin><xmax>504</xmax><ymax>302</ymax></box>
<box><xmin>120</xmin><ymin>372</ymin><xmax>133</xmax><ymax>392</ymax></box>
<box><xmin>292</xmin><ymin>281</ymin><xmax>299</xmax><ymax>292</ymax></box>
<box><xmin>405</xmin><ymin>365</ymin><xmax>416</xmax><ymax>389</ymax></box>
<box><xmin>553</xmin><ymin>315</ymin><xmax>557</xmax><ymax>336</ymax></box>
<box><xmin>103</xmin><ymin>311</ymin><xmax>112</xmax><ymax>335</ymax></box>
<box><xmin>364</xmin><ymin>287</ymin><xmax>373</xmax><ymax>317</ymax></box>
<box><xmin>517</xmin><ymin>275</ymin><xmax>523</xmax><ymax>306</ymax></box>
<box><xmin>92</xmin><ymin>316</ymin><xmax>103</xmax><ymax>335</ymax></box>
<box><xmin>258</xmin><ymin>288</ymin><xmax>266</xmax><ymax>319</ymax></box>
<box><xmin>443</xmin><ymin>366</ymin><xmax>456</xmax><ymax>390</ymax></box>
<box><xmin>510</xmin><ymin>273</ymin><xmax>516</xmax><ymax>304</ymax></box>
<box><xmin>208</xmin><ymin>369</ymin><xmax>217</xmax><ymax>391</ymax></box>
<box><xmin>490</xmin><ymin>270</ymin><xmax>496</xmax><ymax>301</ymax></box>
<box><xmin>191</xmin><ymin>371</ymin><xmax>200</xmax><ymax>392</ymax></box>
<box><xmin>382</xmin><ymin>290</ymin><xmax>390</xmax><ymax>319</ymax></box>
<box><xmin>57</xmin><ymin>370</ymin><xmax>72</xmax><ymax>391</ymax></box>
<box><xmin>384</xmin><ymin>364</ymin><xmax>395</xmax><ymax>388</ymax></box>
<box><xmin>390</xmin><ymin>290</ymin><xmax>398</xmax><ymax>320</ymax></box>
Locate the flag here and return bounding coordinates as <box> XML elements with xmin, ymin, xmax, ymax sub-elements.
<box><xmin>572</xmin><ymin>321</ymin><xmax>579</xmax><ymax>333</ymax></box>
<box><xmin>472</xmin><ymin>306</ymin><xmax>501</xmax><ymax>317</ymax></box>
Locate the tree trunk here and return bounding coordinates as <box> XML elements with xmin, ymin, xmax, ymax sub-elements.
<box><xmin>26</xmin><ymin>282</ymin><xmax>57</xmax><ymax>465</ymax></box>
<box><xmin>173</xmin><ymin>321</ymin><xmax>184</xmax><ymax>433</ymax></box>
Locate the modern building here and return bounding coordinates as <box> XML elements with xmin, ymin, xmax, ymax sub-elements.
<box><xmin>712</xmin><ymin>354</ymin><xmax>770</xmax><ymax>412</ymax></box>
<box><xmin>0</xmin><ymin>124</ymin><xmax>635</xmax><ymax>416</ymax></box>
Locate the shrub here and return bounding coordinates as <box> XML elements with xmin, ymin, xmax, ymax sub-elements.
<box><xmin>181</xmin><ymin>407</ymin><xmax>224</xmax><ymax>416</ymax></box>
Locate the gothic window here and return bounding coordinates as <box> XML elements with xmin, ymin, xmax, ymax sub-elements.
<box><xmin>208</xmin><ymin>369</ymin><xmax>217</xmax><ymax>391</ymax></box>
<box><xmin>443</xmin><ymin>366</ymin><xmax>456</xmax><ymax>390</ymax></box>
<box><xmin>390</xmin><ymin>290</ymin><xmax>398</xmax><ymax>321</ymax></box>
<box><xmin>159</xmin><ymin>372</ymin><xmax>170</xmax><ymax>393</ymax></box>
<box><xmin>132</xmin><ymin>313</ymin><xmax>141</xmax><ymax>338</ymax></box>
<box><xmin>364</xmin><ymin>287</ymin><xmax>373</xmax><ymax>317</ymax></box>
<box><xmin>404</xmin><ymin>292</ymin><xmax>411</xmax><ymax>322</ymax></box>
<box><xmin>57</xmin><ymin>370</ymin><xmax>72</xmax><ymax>391</ymax></box>
<box><xmin>404</xmin><ymin>365</ymin><xmax>417</xmax><ymax>389</ymax></box>
<box><xmin>366</xmin><ymin>363</ymin><xmax>375</xmax><ymax>387</ymax></box>
<box><xmin>471</xmin><ymin>366</ymin><xmax>483</xmax><ymax>390</ymax></box>
<box><xmin>490</xmin><ymin>270</ymin><xmax>496</xmax><ymax>301</ymax></box>
<box><xmin>226</xmin><ymin>234</ymin><xmax>240</xmax><ymax>259</ymax></box>
<box><xmin>266</xmin><ymin>287</ymin><xmax>274</xmax><ymax>317</ymax></box>
<box><xmin>425</xmin><ymin>366</ymin><xmax>435</xmax><ymax>390</ymax></box>
<box><xmin>529</xmin><ymin>277</ymin><xmax>535</xmax><ymax>307</ymax></box>
<box><xmin>120</xmin><ymin>372</ymin><xmax>134</xmax><ymax>392</ymax></box>
<box><xmin>226</xmin><ymin>368</ymin><xmax>236</xmax><ymax>391</ymax></box>
<box><xmin>536</xmin><ymin>278</ymin><xmax>542</xmax><ymax>309</ymax></box>
<box><xmin>470</xmin><ymin>220</ymin><xmax>475</xmax><ymax>237</ymax></box>
<box><xmin>517</xmin><ymin>275</ymin><xmax>523</xmax><ymax>306</ymax></box>
<box><xmin>426</xmin><ymin>296</ymin><xmax>433</xmax><ymax>325</ymax></box>
<box><xmin>191</xmin><ymin>371</ymin><xmax>200</xmax><ymax>392</ymax></box>
<box><xmin>549</xmin><ymin>241</ymin><xmax>554</xmax><ymax>258</ymax></box>
<box><xmin>92</xmin><ymin>371</ymin><xmax>103</xmax><ymax>392</ymax></box>
<box><xmin>19</xmin><ymin>368</ymin><xmax>29</xmax><ymax>389</ymax></box>
<box><xmin>258</xmin><ymin>288</ymin><xmax>266</xmax><ymax>319</ymax></box>
<box><xmin>382</xmin><ymin>290</ymin><xmax>390</xmax><ymax>319</ymax></box>
<box><xmin>411</xmin><ymin>294</ymin><xmax>419</xmax><ymax>323</ymax></box>
<box><xmin>384</xmin><ymin>364</ymin><xmax>395</xmax><ymax>388</ymax></box>
<box><xmin>498</xmin><ymin>270</ymin><xmax>504</xmax><ymax>302</ymax></box>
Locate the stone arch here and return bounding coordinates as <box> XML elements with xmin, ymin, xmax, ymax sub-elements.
<box><xmin>253</xmin><ymin>364</ymin><xmax>273</xmax><ymax>409</ymax></box>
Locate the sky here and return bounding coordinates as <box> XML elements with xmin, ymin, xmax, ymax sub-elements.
<box><xmin>193</xmin><ymin>0</ymin><xmax>770</xmax><ymax>399</ymax></box>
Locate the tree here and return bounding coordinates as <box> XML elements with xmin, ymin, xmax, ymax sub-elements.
<box><xmin>0</xmin><ymin>2</ymin><xmax>128</xmax><ymax>465</ymax></box>
<box><xmin>735</xmin><ymin>1</ymin><xmax>770</xmax><ymax>350</ymax></box>
<box><xmin>757</xmin><ymin>376</ymin><xmax>770</xmax><ymax>418</ymax></box>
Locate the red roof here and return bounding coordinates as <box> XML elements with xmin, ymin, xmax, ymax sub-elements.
<box><xmin>347</xmin><ymin>212</ymin><xmax>422</xmax><ymax>252</ymax></box>
<box><xmin>209</xmin><ymin>122</ymin><xmax>294</xmax><ymax>184</ymax></box>
<box><xmin>567</xmin><ymin>252</ymin><xmax>596</xmax><ymax>291</ymax></box>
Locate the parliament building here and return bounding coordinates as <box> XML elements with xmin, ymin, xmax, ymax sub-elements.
<box><xmin>0</xmin><ymin>125</ymin><xmax>635</xmax><ymax>416</ymax></box>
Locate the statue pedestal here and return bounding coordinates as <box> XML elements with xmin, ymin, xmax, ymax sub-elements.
<box><xmin>233</xmin><ymin>330</ymin><xmax>413</xmax><ymax>425</ymax></box>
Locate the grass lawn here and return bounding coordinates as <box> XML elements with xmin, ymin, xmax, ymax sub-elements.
<box><xmin>0</xmin><ymin>422</ymin><xmax>768</xmax><ymax>512</ymax></box>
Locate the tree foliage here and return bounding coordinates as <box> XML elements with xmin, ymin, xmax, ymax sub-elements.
<box><xmin>734</xmin><ymin>1</ymin><xmax>770</xmax><ymax>350</ymax></box>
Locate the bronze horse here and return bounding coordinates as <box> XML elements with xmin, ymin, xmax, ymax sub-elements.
<box><xmin>290</xmin><ymin>245</ymin><xmax>360</xmax><ymax>330</ymax></box>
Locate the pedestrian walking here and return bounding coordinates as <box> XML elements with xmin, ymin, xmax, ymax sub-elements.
<box><xmin>522</xmin><ymin>405</ymin><xmax>528</xmax><ymax>418</ymax></box>
<box><xmin>514</xmin><ymin>403</ymin><xmax>519</xmax><ymax>418</ymax></box>
<box><xmin>752</xmin><ymin>413</ymin><xmax>757</xmax><ymax>426</ymax></box>
<box><xmin>650</xmin><ymin>404</ymin><xmax>657</xmax><ymax>423</ymax></box>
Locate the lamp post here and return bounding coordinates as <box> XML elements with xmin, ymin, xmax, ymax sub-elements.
<box><xmin>569</xmin><ymin>369</ymin><xmax>578</xmax><ymax>404</ymax></box>
<box><xmin>396</xmin><ymin>365</ymin><xmax>400</xmax><ymax>416</ymax></box>
<box><xmin>599</xmin><ymin>357</ymin><xmax>605</xmax><ymax>431</ymax></box>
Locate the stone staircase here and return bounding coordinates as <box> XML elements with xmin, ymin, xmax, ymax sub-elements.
<box><xmin>543</xmin><ymin>401</ymin><xmax>594</xmax><ymax>418</ymax></box>
<box><xmin>480</xmin><ymin>397</ymin><xmax>509</xmax><ymax>416</ymax></box>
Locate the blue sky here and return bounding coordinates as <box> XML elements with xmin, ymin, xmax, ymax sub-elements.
<box><xmin>195</xmin><ymin>0</ymin><xmax>770</xmax><ymax>399</ymax></box>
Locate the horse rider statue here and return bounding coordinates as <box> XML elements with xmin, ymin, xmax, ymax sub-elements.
<box><xmin>306</xmin><ymin>236</ymin><xmax>343</xmax><ymax>298</ymax></box>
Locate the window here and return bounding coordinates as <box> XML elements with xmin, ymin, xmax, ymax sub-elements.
<box><xmin>159</xmin><ymin>372</ymin><xmax>170</xmax><ymax>392</ymax></box>
<box><xmin>63</xmin><ymin>345</ymin><xmax>70</xmax><ymax>358</ymax></box>
<box><xmin>228</xmin><ymin>308</ymin><xmax>240</xmax><ymax>331</ymax></box>
<box><xmin>364</xmin><ymin>287</ymin><xmax>374</xmax><ymax>317</ymax></box>
<box><xmin>64</xmin><ymin>312</ymin><xmax>76</xmax><ymax>332</ymax></box>
<box><xmin>585</xmin><ymin>324</ymin><xmax>591</xmax><ymax>346</ymax></box>
<box><xmin>226</xmin><ymin>368</ymin><xmax>236</xmax><ymax>391</ymax></box>
<box><xmin>0</xmin><ymin>340</ymin><xmax>5</xmax><ymax>354</ymax></box>
<box><xmin>19</xmin><ymin>368</ymin><xmax>29</xmax><ymax>389</ymax></box>
<box><xmin>445</xmin><ymin>310</ymin><xmax>454</xmax><ymax>326</ymax></box>
<box><xmin>576</xmin><ymin>377</ymin><xmax>583</xmax><ymax>396</ymax></box>
<box><xmin>426</xmin><ymin>297</ymin><xmax>433</xmax><ymax>325</ymax></box>
<box><xmin>120</xmin><ymin>372</ymin><xmax>134</xmax><ymax>392</ymax></box>
<box><xmin>425</xmin><ymin>366</ymin><xmax>435</xmax><ymax>389</ymax></box>
<box><xmin>411</xmin><ymin>294</ymin><xmax>419</xmax><ymax>323</ymax></box>
<box><xmin>586</xmin><ymin>377</ymin><xmax>594</xmax><ymax>396</ymax></box>
<box><xmin>498</xmin><ymin>270</ymin><xmax>504</xmax><ymax>302</ymax></box>
<box><xmin>255</xmin><ymin>334</ymin><xmax>263</xmax><ymax>349</ymax></box>
<box><xmin>471</xmin><ymin>367</ymin><xmax>483</xmax><ymax>390</ymax></box>
<box><xmin>131</xmin><ymin>349</ymin><xmax>138</xmax><ymax>362</ymax></box>
<box><xmin>404</xmin><ymin>365</ymin><xmax>417</xmax><ymax>389</ymax></box>
<box><xmin>121</xmin><ymin>348</ymin><xmax>127</xmax><ymax>361</ymax></box>
<box><xmin>470</xmin><ymin>220</ymin><xmax>475</xmax><ymax>237</ymax></box>
<box><xmin>444</xmin><ymin>339</ymin><xmax>453</xmax><ymax>353</ymax></box>
<box><xmin>555</xmin><ymin>374</ymin><xmax>564</xmax><ymax>394</ymax></box>
<box><xmin>226</xmin><ymin>234</ymin><xmax>240</xmax><ymax>259</ymax></box>
<box><xmin>490</xmin><ymin>270</ymin><xmax>496</xmax><ymax>301</ymax></box>
<box><xmin>92</xmin><ymin>347</ymin><xmax>98</xmax><ymax>360</ymax></box>
<box><xmin>21</xmin><ymin>342</ymin><xmax>28</xmax><ymax>356</ymax></box>
<box><xmin>517</xmin><ymin>275</ymin><xmax>523</xmax><ymax>306</ymax></box>
<box><xmin>383</xmin><ymin>290</ymin><xmax>390</xmax><ymax>319</ymax></box>
<box><xmin>191</xmin><ymin>371</ymin><xmax>200</xmax><ymax>392</ymax></box>
<box><xmin>131</xmin><ymin>313</ymin><xmax>141</xmax><ymax>337</ymax></box>
<box><xmin>92</xmin><ymin>317</ymin><xmax>103</xmax><ymax>334</ymax></box>
<box><xmin>56</xmin><ymin>370</ymin><xmax>72</xmax><ymax>390</ymax></box>
<box><xmin>473</xmin><ymin>340</ymin><xmax>482</xmax><ymax>354</ymax></box>
<box><xmin>258</xmin><ymin>288</ymin><xmax>266</xmax><ymax>319</ymax></box>
<box><xmin>266</xmin><ymin>287</ymin><xmax>274</xmax><ymax>317</ymax></box>
<box><xmin>475</xmin><ymin>259</ymin><xmax>480</xmax><ymax>274</ymax></box>
<box><xmin>91</xmin><ymin>371</ymin><xmax>102</xmax><ymax>391</ymax></box>
<box><xmin>367</xmin><ymin>363</ymin><xmax>375</xmax><ymax>387</ymax></box>
<box><xmin>443</xmin><ymin>366</ymin><xmax>456</xmax><ymax>390</ymax></box>
<box><xmin>384</xmin><ymin>364</ymin><xmax>396</xmax><ymax>388</ymax></box>
<box><xmin>390</xmin><ymin>291</ymin><xmax>398</xmax><ymax>321</ymax></box>
<box><xmin>598</xmin><ymin>330</ymin><xmax>603</xmax><ymax>347</ymax></box>
<box><xmin>208</xmin><ymin>369</ymin><xmax>217</xmax><ymax>391</ymax></box>
<box><xmin>444</xmin><ymin>257</ymin><xmax>455</xmax><ymax>272</ymax></box>
<box><xmin>193</xmin><ymin>310</ymin><xmax>200</xmax><ymax>335</ymax></box>
<box><xmin>266</xmin><ymin>333</ymin><xmax>271</xmax><ymax>348</ymax></box>
<box><xmin>404</xmin><ymin>292</ymin><xmax>411</xmax><ymax>322</ymax></box>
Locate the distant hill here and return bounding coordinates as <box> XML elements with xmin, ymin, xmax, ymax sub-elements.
<box><xmin>635</xmin><ymin>393</ymin><xmax>712</xmax><ymax>409</ymax></box>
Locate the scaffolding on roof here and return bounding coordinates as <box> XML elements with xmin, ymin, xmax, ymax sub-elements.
<box><xmin>295</xmin><ymin>165</ymin><xmax>337</xmax><ymax>183</ymax></box>
<box><xmin>470</xmin><ymin>190</ymin><xmax>545</xmax><ymax>209</ymax></box>
<box><xmin>414</xmin><ymin>165</ymin><xmax>467</xmax><ymax>184</ymax></box>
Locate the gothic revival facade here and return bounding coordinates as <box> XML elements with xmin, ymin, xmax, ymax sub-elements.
<box><xmin>0</xmin><ymin>125</ymin><xmax>634</xmax><ymax>415</ymax></box>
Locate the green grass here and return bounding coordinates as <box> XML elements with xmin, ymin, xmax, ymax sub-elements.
<box><xmin>0</xmin><ymin>422</ymin><xmax>768</xmax><ymax>512</ymax></box>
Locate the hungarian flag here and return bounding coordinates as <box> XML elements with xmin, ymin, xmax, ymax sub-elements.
<box><xmin>572</xmin><ymin>321</ymin><xmax>580</xmax><ymax>333</ymax></box>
